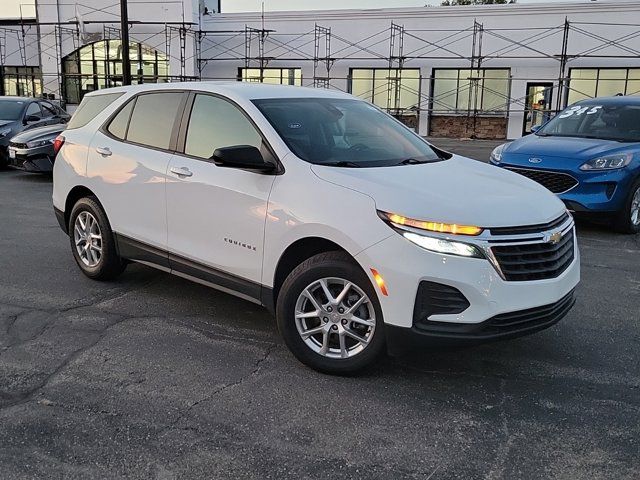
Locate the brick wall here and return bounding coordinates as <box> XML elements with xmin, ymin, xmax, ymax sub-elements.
<box><xmin>428</xmin><ymin>115</ymin><xmax>507</xmax><ymax>140</ymax></box>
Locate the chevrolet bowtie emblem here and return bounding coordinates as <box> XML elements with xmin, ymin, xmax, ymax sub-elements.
<box><xmin>545</xmin><ymin>231</ymin><xmax>563</xmax><ymax>245</ymax></box>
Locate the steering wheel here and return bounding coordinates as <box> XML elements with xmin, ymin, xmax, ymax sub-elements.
<box><xmin>348</xmin><ymin>143</ymin><xmax>370</xmax><ymax>152</ymax></box>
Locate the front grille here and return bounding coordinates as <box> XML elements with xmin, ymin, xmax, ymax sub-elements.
<box><xmin>413</xmin><ymin>281</ymin><xmax>469</xmax><ymax>328</ymax></box>
<box><xmin>505</xmin><ymin>167</ymin><xmax>578</xmax><ymax>193</ymax></box>
<box><xmin>485</xmin><ymin>289</ymin><xmax>575</xmax><ymax>333</ymax></box>
<box><xmin>490</xmin><ymin>213</ymin><xmax>569</xmax><ymax>236</ymax></box>
<box><xmin>491</xmin><ymin>229</ymin><xmax>575</xmax><ymax>281</ymax></box>
<box><xmin>9</xmin><ymin>142</ymin><xmax>28</xmax><ymax>149</ymax></box>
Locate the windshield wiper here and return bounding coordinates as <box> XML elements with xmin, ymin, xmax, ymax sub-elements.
<box><xmin>321</xmin><ymin>161</ymin><xmax>362</xmax><ymax>168</ymax></box>
<box><xmin>396</xmin><ymin>158</ymin><xmax>432</xmax><ymax>165</ymax></box>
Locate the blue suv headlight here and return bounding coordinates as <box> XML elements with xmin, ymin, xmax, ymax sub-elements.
<box><xmin>580</xmin><ymin>153</ymin><xmax>633</xmax><ymax>171</ymax></box>
<box><xmin>490</xmin><ymin>143</ymin><xmax>507</xmax><ymax>163</ymax></box>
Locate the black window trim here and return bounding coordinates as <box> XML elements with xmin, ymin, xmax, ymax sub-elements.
<box><xmin>100</xmin><ymin>89</ymin><xmax>189</xmax><ymax>154</ymax></box>
<box><xmin>174</xmin><ymin>90</ymin><xmax>284</xmax><ymax>175</ymax></box>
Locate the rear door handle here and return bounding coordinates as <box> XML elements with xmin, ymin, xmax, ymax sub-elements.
<box><xmin>96</xmin><ymin>146</ymin><xmax>112</xmax><ymax>156</ymax></box>
<box><xmin>170</xmin><ymin>166</ymin><xmax>193</xmax><ymax>178</ymax></box>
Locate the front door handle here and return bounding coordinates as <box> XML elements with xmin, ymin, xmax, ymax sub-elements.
<box><xmin>170</xmin><ymin>166</ymin><xmax>193</xmax><ymax>178</ymax></box>
<box><xmin>96</xmin><ymin>146</ymin><xmax>112</xmax><ymax>156</ymax></box>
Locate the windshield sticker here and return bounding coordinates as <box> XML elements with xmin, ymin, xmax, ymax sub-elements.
<box><xmin>559</xmin><ymin>105</ymin><xmax>602</xmax><ymax>118</ymax></box>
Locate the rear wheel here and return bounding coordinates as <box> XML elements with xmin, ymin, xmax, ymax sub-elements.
<box><xmin>69</xmin><ymin>196</ymin><xmax>126</xmax><ymax>280</ymax></box>
<box><xmin>276</xmin><ymin>251</ymin><xmax>385</xmax><ymax>374</ymax></box>
<box><xmin>614</xmin><ymin>179</ymin><xmax>640</xmax><ymax>234</ymax></box>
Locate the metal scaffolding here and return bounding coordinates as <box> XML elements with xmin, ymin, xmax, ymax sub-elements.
<box><xmin>1</xmin><ymin>13</ymin><xmax>640</xmax><ymax>137</ymax></box>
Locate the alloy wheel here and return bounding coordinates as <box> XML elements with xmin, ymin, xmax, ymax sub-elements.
<box><xmin>294</xmin><ymin>277</ymin><xmax>376</xmax><ymax>359</ymax></box>
<box><xmin>73</xmin><ymin>211</ymin><xmax>103</xmax><ymax>267</ymax></box>
<box><xmin>631</xmin><ymin>186</ymin><xmax>640</xmax><ymax>226</ymax></box>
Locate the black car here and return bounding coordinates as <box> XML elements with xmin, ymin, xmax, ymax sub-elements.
<box><xmin>0</xmin><ymin>97</ymin><xmax>70</xmax><ymax>167</ymax></box>
<box><xmin>8</xmin><ymin>124</ymin><xmax>66</xmax><ymax>173</ymax></box>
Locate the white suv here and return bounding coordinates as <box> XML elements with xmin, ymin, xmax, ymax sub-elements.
<box><xmin>53</xmin><ymin>83</ymin><xmax>580</xmax><ymax>373</ymax></box>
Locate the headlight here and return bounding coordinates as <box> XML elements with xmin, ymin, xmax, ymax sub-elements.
<box><xmin>0</xmin><ymin>127</ymin><xmax>12</xmax><ymax>138</ymax></box>
<box><xmin>26</xmin><ymin>138</ymin><xmax>55</xmax><ymax>149</ymax></box>
<box><xmin>490</xmin><ymin>143</ymin><xmax>506</xmax><ymax>163</ymax></box>
<box><xmin>378</xmin><ymin>211</ymin><xmax>485</xmax><ymax>258</ymax></box>
<box><xmin>580</xmin><ymin>153</ymin><xmax>632</xmax><ymax>171</ymax></box>
<box><xmin>378</xmin><ymin>211</ymin><xmax>483</xmax><ymax>236</ymax></box>
<box><xmin>402</xmin><ymin>232</ymin><xmax>485</xmax><ymax>258</ymax></box>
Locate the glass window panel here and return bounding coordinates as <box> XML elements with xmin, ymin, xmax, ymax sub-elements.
<box><xmin>481</xmin><ymin>70</ymin><xmax>510</xmax><ymax>112</ymax></box>
<box><xmin>185</xmin><ymin>94</ymin><xmax>262</xmax><ymax>159</ymax></box>
<box><xmin>373</xmin><ymin>69</ymin><xmax>392</xmax><ymax>108</ymax></box>
<box><xmin>432</xmin><ymin>70</ymin><xmax>459</xmax><ymax>112</ymax></box>
<box><xmin>571</xmin><ymin>69</ymin><xmax>598</xmax><ymax>80</ymax></box>
<box><xmin>626</xmin><ymin>80</ymin><xmax>640</xmax><ymax>96</ymax></box>
<box><xmin>107</xmin><ymin>98</ymin><xmax>135</xmax><ymax>139</ymax></box>
<box><xmin>350</xmin><ymin>69</ymin><xmax>374</xmax><ymax>102</ymax></box>
<box><xmin>399</xmin><ymin>73</ymin><xmax>420</xmax><ymax>109</ymax></box>
<box><xmin>127</xmin><ymin>92</ymin><xmax>183</xmax><ymax>149</ymax></box>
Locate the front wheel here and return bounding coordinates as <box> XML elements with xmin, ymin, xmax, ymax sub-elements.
<box><xmin>614</xmin><ymin>179</ymin><xmax>640</xmax><ymax>234</ymax></box>
<box><xmin>276</xmin><ymin>251</ymin><xmax>385</xmax><ymax>374</ymax></box>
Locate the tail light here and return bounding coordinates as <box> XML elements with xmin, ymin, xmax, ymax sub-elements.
<box><xmin>53</xmin><ymin>135</ymin><xmax>65</xmax><ymax>156</ymax></box>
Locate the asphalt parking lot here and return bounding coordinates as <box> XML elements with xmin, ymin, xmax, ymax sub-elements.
<box><xmin>1</xmin><ymin>142</ymin><xmax>639</xmax><ymax>479</ymax></box>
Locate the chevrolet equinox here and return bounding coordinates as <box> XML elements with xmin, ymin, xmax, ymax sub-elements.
<box><xmin>52</xmin><ymin>83</ymin><xmax>580</xmax><ymax>374</ymax></box>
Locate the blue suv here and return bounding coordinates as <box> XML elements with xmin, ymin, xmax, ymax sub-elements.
<box><xmin>490</xmin><ymin>96</ymin><xmax>640</xmax><ymax>233</ymax></box>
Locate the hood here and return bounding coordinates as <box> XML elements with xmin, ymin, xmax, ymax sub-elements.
<box><xmin>311</xmin><ymin>156</ymin><xmax>566</xmax><ymax>228</ymax></box>
<box><xmin>11</xmin><ymin>124</ymin><xmax>65</xmax><ymax>143</ymax></box>
<box><xmin>505</xmin><ymin>134</ymin><xmax>636</xmax><ymax>163</ymax></box>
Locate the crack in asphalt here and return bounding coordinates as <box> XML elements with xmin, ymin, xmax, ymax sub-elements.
<box><xmin>0</xmin><ymin>315</ymin><xmax>134</xmax><ymax>411</ymax></box>
<box><xmin>156</xmin><ymin>342</ymin><xmax>278</xmax><ymax>439</ymax></box>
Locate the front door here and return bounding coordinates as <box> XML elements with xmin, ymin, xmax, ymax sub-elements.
<box><xmin>523</xmin><ymin>83</ymin><xmax>553</xmax><ymax>135</ymax></box>
<box><xmin>166</xmin><ymin>93</ymin><xmax>276</xmax><ymax>297</ymax></box>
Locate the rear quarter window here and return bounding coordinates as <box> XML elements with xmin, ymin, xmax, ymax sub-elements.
<box><xmin>66</xmin><ymin>93</ymin><xmax>124</xmax><ymax>130</ymax></box>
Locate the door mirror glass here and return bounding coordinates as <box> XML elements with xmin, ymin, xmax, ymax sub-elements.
<box><xmin>25</xmin><ymin>114</ymin><xmax>40</xmax><ymax>123</ymax></box>
<box><xmin>212</xmin><ymin>145</ymin><xmax>274</xmax><ymax>172</ymax></box>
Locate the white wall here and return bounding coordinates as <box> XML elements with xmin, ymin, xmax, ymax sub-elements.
<box><xmin>199</xmin><ymin>0</ymin><xmax>640</xmax><ymax>138</ymax></box>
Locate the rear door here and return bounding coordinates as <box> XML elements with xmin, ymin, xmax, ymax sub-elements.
<box><xmin>166</xmin><ymin>92</ymin><xmax>276</xmax><ymax>295</ymax></box>
<box><xmin>86</xmin><ymin>91</ymin><xmax>187</xmax><ymax>262</ymax></box>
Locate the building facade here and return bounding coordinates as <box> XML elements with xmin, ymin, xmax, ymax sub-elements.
<box><xmin>1</xmin><ymin>0</ymin><xmax>640</xmax><ymax>138</ymax></box>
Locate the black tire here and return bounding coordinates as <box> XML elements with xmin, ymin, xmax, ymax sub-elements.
<box><xmin>613</xmin><ymin>178</ymin><xmax>640</xmax><ymax>234</ymax></box>
<box><xmin>68</xmin><ymin>196</ymin><xmax>126</xmax><ymax>280</ymax></box>
<box><xmin>276</xmin><ymin>251</ymin><xmax>386</xmax><ymax>375</ymax></box>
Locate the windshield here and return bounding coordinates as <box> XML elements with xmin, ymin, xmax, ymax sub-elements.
<box><xmin>538</xmin><ymin>103</ymin><xmax>640</xmax><ymax>142</ymax></box>
<box><xmin>253</xmin><ymin>98</ymin><xmax>443</xmax><ymax>167</ymax></box>
<box><xmin>0</xmin><ymin>100</ymin><xmax>25</xmax><ymax>121</ymax></box>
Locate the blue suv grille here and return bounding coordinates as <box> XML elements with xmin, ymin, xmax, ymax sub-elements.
<box><xmin>505</xmin><ymin>167</ymin><xmax>578</xmax><ymax>194</ymax></box>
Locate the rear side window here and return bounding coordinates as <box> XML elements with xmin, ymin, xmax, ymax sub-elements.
<box><xmin>107</xmin><ymin>98</ymin><xmax>135</xmax><ymax>140</ymax></box>
<box><xmin>126</xmin><ymin>92</ymin><xmax>184</xmax><ymax>150</ymax></box>
<box><xmin>66</xmin><ymin>93</ymin><xmax>124</xmax><ymax>130</ymax></box>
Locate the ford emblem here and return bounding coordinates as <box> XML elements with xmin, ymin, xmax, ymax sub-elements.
<box><xmin>528</xmin><ymin>157</ymin><xmax>543</xmax><ymax>164</ymax></box>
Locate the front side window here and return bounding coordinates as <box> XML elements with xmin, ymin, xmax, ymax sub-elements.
<box><xmin>25</xmin><ymin>103</ymin><xmax>42</xmax><ymax>119</ymax></box>
<box><xmin>127</xmin><ymin>92</ymin><xmax>184</xmax><ymax>150</ymax></box>
<box><xmin>185</xmin><ymin>94</ymin><xmax>263</xmax><ymax>159</ymax></box>
<box><xmin>0</xmin><ymin>100</ymin><xmax>25</xmax><ymax>120</ymax></box>
<box><xmin>40</xmin><ymin>101</ymin><xmax>57</xmax><ymax>118</ymax></box>
<box><xmin>253</xmin><ymin>97</ymin><xmax>443</xmax><ymax>167</ymax></box>
<box><xmin>538</xmin><ymin>103</ymin><xmax>640</xmax><ymax>142</ymax></box>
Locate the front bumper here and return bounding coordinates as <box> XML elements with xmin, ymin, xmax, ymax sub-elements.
<box><xmin>355</xmin><ymin>219</ymin><xmax>580</xmax><ymax>350</ymax></box>
<box><xmin>493</xmin><ymin>160</ymin><xmax>639</xmax><ymax>214</ymax></box>
<box><xmin>7</xmin><ymin>145</ymin><xmax>54</xmax><ymax>173</ymax></box>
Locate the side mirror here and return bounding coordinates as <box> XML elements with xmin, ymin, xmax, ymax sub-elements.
<box><xmin>24</xmin><ymin>114</ymin><xmax>40</xmax><ymax>124</ymax></box>
<box><xmin>212</xmin><ymin>145</ymin><xmax>275</xmax><ymax>172</ymax></box>
<box><xmin>530</xmin><ymin>125</ymin><xmax>541</xmax><ymax>133</ymax></box>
